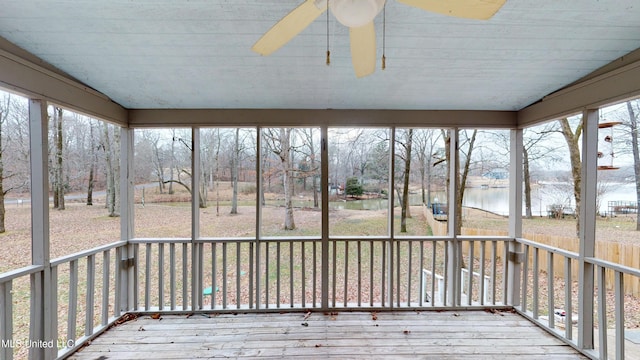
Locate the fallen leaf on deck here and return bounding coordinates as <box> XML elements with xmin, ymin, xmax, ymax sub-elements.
<box><xmin>150</xmin><ymin>313</ymin><xmax>162</xmax><ymax>320</ymax></box>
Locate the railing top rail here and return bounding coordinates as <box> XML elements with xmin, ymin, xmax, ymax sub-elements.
<box><xmin>516</xmin><ymin>238</ymin><xmax>580</xmax><ymax>260</ymax></box>
<box><xmin>0</xmin><ymin>264</ymin><xmax>44</xmax><ymax>283</ymax></box>
<box><xmin>457</xmin><ymin>236</ymin><xmax>515</xmax><ymax>242</ymax></box>
<box><xmin>50</xmin><ymin>240</ymin><xmax>127</xmax><ymax>266</ymax></box>
<box><xmin>587</xmin><ymin>256</ymin><xmax>640</xmax><ymax>277</ymax></box>
<box><xmin>129</xmin><ymin>238</ymin><xmax>191</xmax><ymax>244</ymax></box>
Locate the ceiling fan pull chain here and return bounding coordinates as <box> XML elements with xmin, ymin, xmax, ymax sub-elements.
<box><xmin>382</xmin><ymin>3</ymin><xmax>386</xmax><ymax>70</ymax></box>
<box><xmin>326</xmin><ymin>0</ymin><xmax>331</xmax><ymax>66</ymax></box>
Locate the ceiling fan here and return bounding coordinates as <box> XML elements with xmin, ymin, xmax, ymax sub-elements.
<box><xmin>252</xmin><ymin>0</ymin><xmax>506</xmax><ymax>78</ymax></box>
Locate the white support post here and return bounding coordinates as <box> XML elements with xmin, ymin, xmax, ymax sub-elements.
<box><xmin>508</xmin><ymin>129</ymin><xmax>523</xmax><ymax>306</ymax></box>
<box><xmin>320</xmin><ymin>126</ymin><xmax>329</xmax><ymax>310</ymax></box>
<box><xmin>446</xmin><ymin>129</ymin><xmax>460</xmax><ymax>306</ymax></box>
<box><xmin>28</xmin><ymin>99</ymin><xmax>53</xmax><ymax>360</ymax></box>
<box><xmin>578</xmin><ymin>109</ymin><xmax>598</xmax><ymax>349</ymax></box>
<box><xmin>191</xmin><ymin>128</ymin><xmax>202</xmax><ymax>310</ymax></box>
<box><xmin>388</xmin><ymin>127</ymin><xmax>395</xmax><ymax>308</ymax></box>
<box><xmin>119</xmin><ymin>127</ymin><xmax>134</xmax><ymax>313</ymax></box>
<box><xmin>256</xmin><ymin>127</ymin><xmax>262</xmax><ymax>309</ymax></box>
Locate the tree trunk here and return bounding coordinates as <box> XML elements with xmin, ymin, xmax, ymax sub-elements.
<box><xmin>559</xmin><ymin>118</ymin><xmax>582</xmax><ymax>236</ymax></box>
<box><xmin>626</xmin><ymin>101</ymin><xmax>640</xmax><ymax>231</ymax></box>
<box><xmin>523</xmin><ymin>146</ymin><xmax>532</xmax><ymax>218</ymax></box>
<box><xmin>87</xmin><ymin>120</ymin><xmax>96</xmax><ymax>206</ymax></box>
<box><xmin>0</xmin><ymin>105</ymin><xmax>5</xmax><ymax>233</ymax></box>
<box><xmin>169</xmin><ymin>129</ymin><xmax>175</xmax><ymax>194</ymax></box>
<box><xmin>456</xmin><ymin>130</ymin><xmax>477</xmax><ymax>235</ymax></box>
<box><xmin>400</xmin><ymin>129</ymin><xmax>413</xmax><ymax>233</ymax></box>
<box><xmin>55</xmin><ymin>107</ymin><xmax>65</xmax><ymax>210</ymax></box>
<box><xmin>282</xmin><ymin>129</ymin><xmax>296</xmax><ymax>230</ymax></box>
<box><xmin>231</xmin><ymin>128</ymin><xmax>239</xmax><ymax>214</ymax></box>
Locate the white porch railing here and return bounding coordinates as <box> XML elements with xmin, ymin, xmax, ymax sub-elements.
<box><xmin>1</xmin><ymin>236</ymin><xmax>637</xmax><ymax>359</ymax></box>
<box><xmin>517</xmin><ymin>238</ymin><xmax>640</xmax><ymax>360</ymax></box>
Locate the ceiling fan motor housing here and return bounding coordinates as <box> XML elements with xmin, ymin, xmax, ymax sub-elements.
<box><xmin>329</xmin><ymin>0</ymin><xmax>386</xmax><ymax>28</ymax></box>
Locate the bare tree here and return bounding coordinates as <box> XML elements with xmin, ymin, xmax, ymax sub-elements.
<box><xmin>559</xmin><ymin>117</ymin><xmax>582</xmax><ymax>235</ymax></box>
<box><xmin>442</xmin><ymin>129</ymin><xmax>477</xmax><ymax>235</ymax></box>
<box><xmin>103</xmin><ymin>122</ymin><xmax>119</xmax><ymax>217</ymax></box>
<box><xmin>263</xmin><ymin>128</ymin><xmax>296</xmax><ymax>230</ymax></box>
<box><xmin>86</xmin><ymin>119</ymin><xmax>97</xmax><ymax>205</ymax></box>
<box><xmin>52</xmin><ymin>107</ymin><xmax>65</xmax><ymax>210</ymax></box>
<box><xmin>397</xmin><ymin>129</ymin><xmax>413</xmax><ymax>233</ymax></box>
<box><xmin>622</xmin><ymin>100</ymin><xmax>640</xmax><ymax>230</ymax></box>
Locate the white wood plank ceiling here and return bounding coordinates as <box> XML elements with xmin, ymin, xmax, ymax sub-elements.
<box><xmin>0</xmin><ymin>0</ymin><xmax>639</xmax><ymax>111</ymax></box>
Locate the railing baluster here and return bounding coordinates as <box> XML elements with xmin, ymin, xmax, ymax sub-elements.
<box><xmin>491</xmin><ymin>241</ymin><xmax>497</xmax><ymax>305</ymax></box>
<box><xmin>290</xmin><ymin>241</ymin><xmax>294</xmax><ymax>308</ymax></box>
<box><xmin>182</xmin><ymin>243</ymin><xmax>188</xmax><ymax>310</ymax></box>
<box><xmin>369</xmin><ymin>240</ymin><xmax>374</xmax><ymax>307</ymax></box>
<box><xmin>265</xmin><ymin>242</ymin><xmax>269</xmax><ymax>308</ymax></box>
<box><xmin>0</xmin><ymin>280</ymin><xmax>13</xmax><ymax>360</ymax></box>
<box><xmin>357</xmin><ymin>240</ymin><xmax>362</xmax><ymax>307</ymax></box>
<box><xmin>238</xmin><ymin>242</ymin><xmax>243</xmax><ymax>309</ymax></box>
<box><xmin>68</xmin><ymin>259</ymin><xmax>78</xmax><ymax>345</ymax></box>
<box><xmin>158</xmin><ymin>243</ymin><xmax>164</xmax><ymax>310</ymax></box>
<box><xmin>502</xmin><ymin>242</ymin><xmax>509</xmax><ymax>305</ymax></box>
<box><xmin>249</xmin><ymin>242</ymin><xmax>254</xmax><ymax>309</ymax></box>
<box><xmin>170</xmin><ymin>243</ymin><xmax>176</xmax><ymax>310</ymax></box>
<box><xmin>548</xmin><ymin>252</ymin><xmax>555</xmax><ymax>329</ymax></box>
<box><xmin>521</xmin><ymin>245</ymin><xmax>529</xmax><ymax>312</ymax></box>
<box><xmin>50</xmin><ymin>266</ymin><xmax>58</xmax><ymax>355</ymax></box>
<box><xmin>301</xmin><ymin>241</ymin><xmax>306</xmax><ymax>307</ymax></box>
<box><xmin>198</xmin><ymin>243</ymin><xmax>204</xmax><ymax>310</ymax></box>
<box><xmin>480</xmin><ymin>241</ymin><xmax>486</xmax><ymax>305</ymax></box>
<box><xmin>85</xmin><ymin>254</ymin><xmax>95</xmax><ymax>336</ymax></box>
<box><xmin>145</xmin><ymin>243</ymin><xmax>151</xmax><ymax>311</ymax></box>
<box><xmin>223</xmin><ymin>242</ymin><xmax>228</xmax><ymax>309</ymax></box>
<box><xmin>132</xmin><ymin>244</ymin><xmax>139</xmax><ymax>310</ymax></box>
<box><xmin>443</xmin><ymin>241</ymin><xmax>448</xmax><ymax>306</ymax></box>
<box><xmin>212</xmin><ymin>242</ymin><xmax>217</xmax><ymax>309</ymax></box>
<box><xmin>467</xmin><ymin>241</ymin><xmax>474</xmax><ymax>305</ymax></box>
<box><xmin>396</xmin><ymin>241</ymin><xmax>401</xmax><ymax>307</ymax></box>
<box><xmin>313</xmin><ymin>241</ymin><xmax>317</xmax><ymax>307</ymax></box>
<box><xmin>332</xmin><ymin>240</ymin><xmax>337</xmax><ymax>308</ymax></box>
<box><xmin>276</xmin><ymin>242</ymin><xmax>280</xmax><ymax>308</ymax></box>
<box><xmin>344</xmin><ymin>241</ymin><xmax>349</xmax><ymax>307</ymax></box>
<box><xmin>407</xmin><ymin>241</ymin><xmax>413</xmax><ymax>306</ymax></box>
<box><xmin>597</xmin><ymin>266</ymin><xmax>608</xmax><ymax>360</ymax></box>
<box><xmin>419</xmin><ymin>241</ymin><xmax>424</xmax><ymax>307</ymax></box>
<box><xmin>101</xmin><ymin>251</ymin><xmax>110</xmax><ymax>325</ymax></box>
<box><xmin>532</xmin><ymin>247</ymin><xmax>539</xmax><ymax>319</ymax></box>
<box><xmin>614</xmin><ymin>271</ymin><xmax>624</xmax><ymax>360</ymax></box>
<box><xmin>564</xmin><ymin>257</ymin><xmax>573</xmax><ymax>340</ymax></box>
<box><xmin>381</xmin><ymin>240</ymin><xmax>386</xmax><ymax>307</ymax></box>
<box><xmin>431</xmin><ymin>242</ymin><xmax>437</xmax><ymax>307</ymax></box>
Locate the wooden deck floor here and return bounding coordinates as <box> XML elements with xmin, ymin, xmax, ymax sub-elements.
<box><xmin>69</xmin><ymin>311</ymin><xmax>587</xmax><ymax>359</ymax></box>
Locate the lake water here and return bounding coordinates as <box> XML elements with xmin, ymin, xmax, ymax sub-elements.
<box><xmin>327</xmin><ymin>182</ymin><xmax>637</xmax><ymax>216</ymax></box>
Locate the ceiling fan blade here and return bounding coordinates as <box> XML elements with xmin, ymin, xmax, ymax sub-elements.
<box><xmin>252</xmin><ymin>0</ymin><xmax>327</xmax><ymax>56</ymax></box>
<box><xmin>349</xmin><ymin>22</ymin><xmax>376</xmax><ymax>78</ymax></box>
<box><xmin>397</xmin><ymin>0</ymin><xmax>506</xmax><ymax>20</ymax></box>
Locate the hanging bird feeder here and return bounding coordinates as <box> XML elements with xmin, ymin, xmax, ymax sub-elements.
<box><xmin>597</xmin><ymin>120</ymin><xmax>622</xmax><ymax>170</ymax></box>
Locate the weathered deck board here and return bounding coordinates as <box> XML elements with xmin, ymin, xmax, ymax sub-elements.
<box><xmin>69</xmin><ymin>311</ymin><xmax>588</xmax><ymax>359</ymax></box>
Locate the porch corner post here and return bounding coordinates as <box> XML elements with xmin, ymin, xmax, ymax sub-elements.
<box><xmin>119</xmin><ymin>127</ymin><xmax>135</xmax><ymax>312</ymax></box>
<box><xmin>28</xmin><ymin>99</ymin><xmax>52</xmax><ymax>360</ymax></box>
<box><xmin>191</xmin><ymin>127</ymin><xmax>202</xmax><ymax>310</ymax></box>
<box><xmin>507</xmin><ymin>128</ymin><xmax>523</xmax><ymax>307</ymax></box>
<box><xmin>578</xmin><ymin>109</ymin><xmax>598</xmax><ymax>350</ymax></box>
<box><xmin>446</xmin><ymin>128</ymin><xmax>460</xmax><ymax>306</ymax></box>
<box><xmin>320</xmin><ymin>126</ymin><xmax>329</xmax><ymax>311</ymax></box>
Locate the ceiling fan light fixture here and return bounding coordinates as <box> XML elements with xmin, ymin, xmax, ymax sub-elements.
<box><xmin>329</xmin><ymin>0</ymin><xmax>386</xmax><ymax>28</ymax></box>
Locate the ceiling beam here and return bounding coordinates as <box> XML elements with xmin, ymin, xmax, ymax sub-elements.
<box><xmin>518</xmin><ymin>48</ymin><xmax>640</xmax><ymax>127</ymax></box>
<box><xmin>0</xmin><ymin>36</ymin><xmax>127</xmax><ymax>126</ymax></box>
<box><xmin>128</xmin><ymin>109</ymin><xmax>517</xmax><ymax>128</ymax></box>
